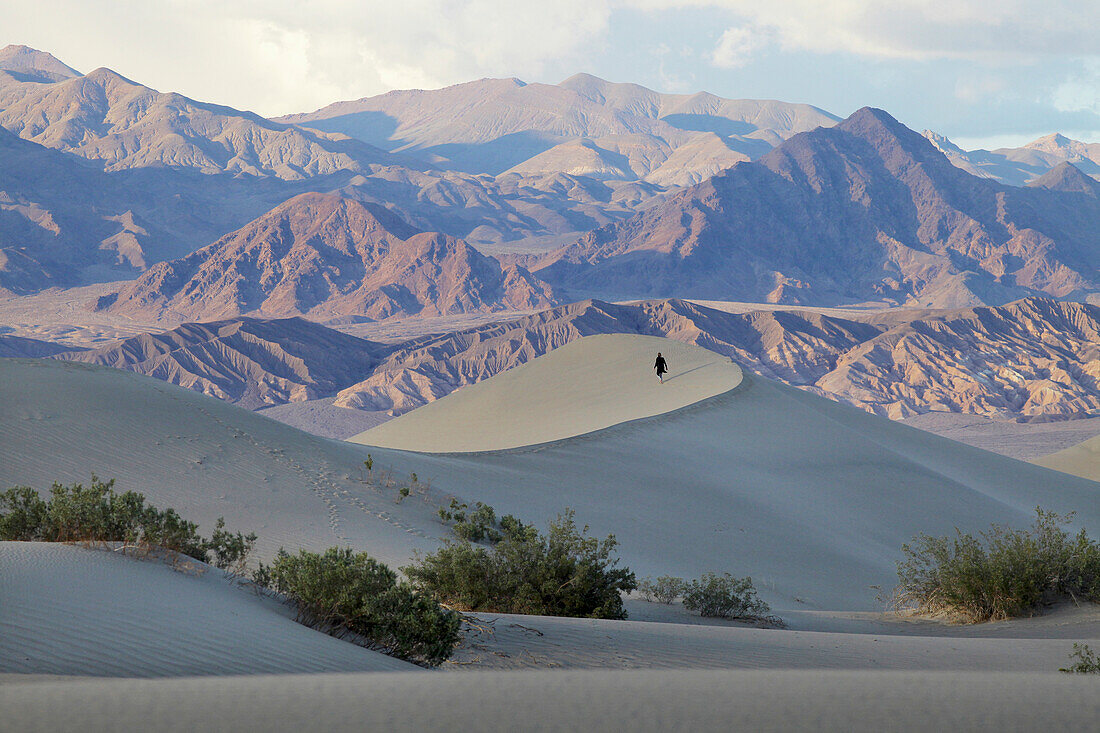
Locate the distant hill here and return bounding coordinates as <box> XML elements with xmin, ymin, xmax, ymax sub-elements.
<box><xmin>47</xmin><ymin>294</ymin><xmax>1100</xmax><ymax>423</ymax></box>
<box><xmin>0</xmin><ymin>66</ymin><xmax>401</xmax><ymax>179</ymax></box>
<box><xmin>98</xmin><ymin>193</ymin><xmax>556</xmax><ymax>322</ymax></box>
<box><xmin>535</xmin><ymin>108</ymin><xmax>1100</xmax><ymax>307</ymax></box>
<box><xmin>55</xmin><ymin>316</ymin><xmax>387</xmax><ymax>409</ymax></box>
<box><xmin>924</xmin><ymin>130</ymin><xmax>1100</xmax><ymax>186</ymax></box>
<box><xmin>0</xmin><ymin>126</ymin><xmax>293</xmax><ymax>293</ymax></box>
<box><xmin>0</xmin><ymin>44</ymin><xmax>80</xmax><ymax>83</ymax></box>
<box><xmin>278</xmin><ymin>73</ymin><xmax>838</xmax><ymax>180</ymax></box>
<box><xmin>335</xmin><ymin>296</ymin><xmax>1100</xmax><ymax>422</ymax></box>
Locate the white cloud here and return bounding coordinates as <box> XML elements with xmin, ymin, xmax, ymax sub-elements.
<box><xmin>953</xmin><ymin>73</ymin><xmax>1008</xmax><ymax>104</ymax></box>
<box><xmin>710</xmin><ymin>25</ymin><xmax>769</xmax><ymax>68</ymax></box>
<box><xmin>1</xmin><ymin>0</ymin><xmax>1097</xmax><ymax>117</ymax></box>
<box><xmin>1053</xmin><ymin>60</ymin><xmax>1100</xmax><ymax>115</ymax></box>
<box><xmin>2</xmin><ymin>0</ymin><xmax>614</xmax><ymax>115</ymax></box>
<box><xmin>631</xmin><ymin>0</ymin><xmax>1100</xmax><ymax>62</ymax></box>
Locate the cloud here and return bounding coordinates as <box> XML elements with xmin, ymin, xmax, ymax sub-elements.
<box><xmin>3</xmin><ymin>0</ymin><xmax>615</xmax><ymax>115</ymax></box>
<box><xmin>633</xmin><ymin>0</ymin><xmax>1100</xmax><ymax>63</ymax></box>
<box><xmin>954</xmin><ymin>73</ymin><xmax>1009</xmax><ymax>104</ymax></box>
<box><xmin>710</xmin><ymin>25</ymin><xmax>769</xmax><ymax>68</ymax></box>
<box><xmin>1053</xmin><ymin>60</ymin><xmax>1100</xmax><ymax>115</ymax></box>
<box><xmin>2</xmin><ymin>0</ymin><xmax>1097</xmax><ymax>120</ymax></box>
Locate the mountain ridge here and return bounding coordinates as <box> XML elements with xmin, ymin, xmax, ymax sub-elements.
<box><xmin>534</xmin><ymin>107</ymin><xmax>1100</xmax><ymax>308</ymax></box>
<box><xmin>98</xmin><ymin>192</ymin><xmax>557</xmax><ymax>322</ymax></box>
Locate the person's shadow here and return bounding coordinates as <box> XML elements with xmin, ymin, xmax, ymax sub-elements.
<box><xmin>661</xmin><ymin>364</ymin><xmax>708</xmax><ymax>382</ymax></box>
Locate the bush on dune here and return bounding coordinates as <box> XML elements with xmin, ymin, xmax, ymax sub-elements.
<box><xmin>253</xmin><ymin>547</ymin><xmax>460</xmax><ymax>666</ymax></box>
<box><xmin>682</xmin><ymin>572</ymin><xmax>775</xmax><ymax>622</ymax></box>
<box><xmin>638</xmin><ymin>575</ymin><xmax>689</xmax><ymax>604</ymax></box>
<box><xmin>0</xmin><ymin>477</ymin><xmax>255</xmax><ymax>569</ymax></box>
<box><xmin>406</xmin><ymin>508</ymin><xmax>637</xmax><ymax>619</ymax></box>
<box><xmin>2</xmin><ymin>478</ymin><xmax>457</xmax><ymax>665</ymax></box>
<box><xmin>894</xmin><ymin>508</ymin><xmax>1100</xmax><ymax>622</ymax></box>
<box><xmin>1061</xmin><ymin>643</ymin><xmax>1100</xmax><ymax>674</ymax></box>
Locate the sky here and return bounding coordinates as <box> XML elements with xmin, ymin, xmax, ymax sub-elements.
<box><xmin>4</xmin><ymin>0</ymin><xmax>1098</xmax><ymax>149</ymax></box>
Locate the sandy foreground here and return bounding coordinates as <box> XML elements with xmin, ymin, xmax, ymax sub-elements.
<box><xmin>3</xmin><ymin>669</ymin><xmax>1099</xmax><ymax>732</ymax></box>
<box><xmin>0</xmin><ymin>542</ymin><xmax>414</xmax><ymax>677</ymax></box>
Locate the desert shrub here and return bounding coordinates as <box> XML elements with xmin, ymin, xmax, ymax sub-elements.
<box><xmin>405</xmin><ymin>509</ymin><xmax>637</xmax><ymax>619</ymax></box>
<box><xmin>682</xmin><ymin>572</ymin><xmax>772</xmax><ymax>620</ymax></box>
<box><xmin>638</xmin><ymin>575</ymin><xmax>687</xmax><ymax>604</ymax></box>
<box><xmin>894</xmin><ymin>508</ymin><xmax>1100</xmax><ymax>622</ymax></box>
<box><xmin>205</xmin><ymin>517</ymin><xmax>258</xmax><ymax>572</ymax></box>
<box><xmin>255</xmin><ymin>547</ymin><xmax>460</xmax><ymax>666</ymax></box>
<box><xmin>0</xmin><ymin>477</ymin><xmax>255</xmax><ymax>569</ymax></box>
<box><xmin>437</xmin><ymin>498</ymin><xmax>528</xmax><ymax>545</ymax></box>
<box><xmin>1061</xmin><ymin>643</ymin><xmax>1100</xmax><ymax>674</ymax></box>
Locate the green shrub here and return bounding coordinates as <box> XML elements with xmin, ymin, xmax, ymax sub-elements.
<box><xmin>1061</xmin><ymin>643</ymin><xmax>1100</xmax><ymax>674</ymax></box>
<box><xmin>437</xmin><ymin>498</ymin><xmax>529</xmax><ymax>545</ymax></box>
<box><xmin>638</xmin><ymin>575</ymin><xmax>687</xmax><ymax>604</ymax></box>
<box><xmin>405</xmin><ymin>509</ymin><xmax>637</xmax><ymax>619</ymax></box>
<box><xmin>682</xmin><ymin>572</ymin><xmax>772</xmax><ymax>620</ymax></box>
<box><xmin>205</xmin><ymin>517</ymin><xmax>258</xmax><ymax>572</ymax></box>
<box><xmin>254</xmin><ymin>547</ymin><xmax>460</xmax><ymax>666</ymax></box>
<box><xmin>0</xmin><ymin>477</ymin><xmax>254</xmax><ymax>569</ymax></box>
<box><xmin>895</xmin><ymin>508</ymin><xmax>1100</xmax><ymax>622</ymax></box>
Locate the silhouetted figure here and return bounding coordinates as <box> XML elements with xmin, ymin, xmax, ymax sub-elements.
<box><xmin>654</xmin><ymin>352</ymin><xmax>668</xmax><ymax>383</ymax></box>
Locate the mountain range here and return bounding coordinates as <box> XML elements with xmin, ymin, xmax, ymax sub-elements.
<box><xmin>53</xmin><ymin>296</ymin><xmax>1100</xmax><ymax>424</ymax></box>
<box><xmin>55</xmin><ymin>316</ymin><xmax>386</xmax><ymax>409</ymax></box>
<box><xmin>3</xmin><ymin>45</ymin><xmax>1097</xmax><ymax>303</ymax></box>
<box><xmin>535</xmin><ymin>108</ymin><xmax>1100</xmax><ymax>307</ymax></box>
<box><xmin>98</xmin><ymin>193</ymin><xmax>555</xmax><ymax>321</ymax></box>
<box><xmin>924</xmin><ymin>130</ymin><xmax>1100</xmax><ymax>186</ymax></box>
<box><xmin>50</xmin><ymin>101</ymin><xmax>1100</xmax><ymax>317</ymax></box>
<box><xmin>278</xmin><ymin>73</ymin><xmax>839</xmax><ymax>183</ymax></box>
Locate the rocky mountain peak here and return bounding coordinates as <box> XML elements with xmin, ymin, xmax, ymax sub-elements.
<box><xmin>1028</xmin><ymin>162</ymin><xmax>1099</xmax><ymax>194</ymax></box>
<box><xmin>0</xmin><ymin>45</ymin><xmax>80</xmax><ymax>83</ymax></box>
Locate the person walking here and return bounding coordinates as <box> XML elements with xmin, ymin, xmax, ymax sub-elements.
<box><xmin>654</xmin><ymin>352</ymin><xmax>668</xmax><ymax>383</ymax></box>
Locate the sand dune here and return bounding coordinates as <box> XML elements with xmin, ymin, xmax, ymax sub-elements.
<box><xmin>451</xmin><ymin>603</ymin><xmax>1100</xmax><ymax>671</ymax></box>
<box><xmin>5</xmin><ymin>333</ymin><xmax>1100</xmax><ymax>700</ymax></box>
<box><xmin>1033</xmin><ymin>433</ymin><xmax>1100</xmax><ymax>482</ymax></box>
<box><xmin>4</xmin><ymin>669</ymin><xmax>1099</xmax><ymax>732</ymax></box>
<box><xmin>352</xmin><ymin>335</ymin><xmax>1100</xmax><ymax>610</ymax></box>
<box><xmin>0</xmin><ymin>542</ymin><xmax>414</xmax><ymax>678</ymax></box>
<box><xmin>351</xmin><ymin>335</ymin><xmax>742</xmax><ymax>452</ymax></box>
<box><xmin>5</xmin><ymin>337</ymin><xmax>1100</xmax><ymax>614</ymax></box>
<box><xmin>0</xmin><ymin>358</ymin><xmax>450</xmax><ymax>569</ymax></box>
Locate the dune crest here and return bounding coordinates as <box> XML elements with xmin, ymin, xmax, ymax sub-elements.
<box><xmin>350</xmin><ymin>335</ymin><xmax>743</xmax><ymax>452</ymax></box>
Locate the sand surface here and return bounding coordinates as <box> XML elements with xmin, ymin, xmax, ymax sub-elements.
<box><xmin>356</xmin><ymin>372</ymin><xmax>1100</xmax><ymax>609</ymax></box>
<box><xmin>6</xmin><ymin>338</ymin><xmax>1100</xmax><ymax>726</ymax></box>
<box><xmin>0</xmin><ymin>542</ymin><xmax>414</xmax><ymax>677</ymax></box>
<box><xmin>1033</xmin><ymin>431</ymin><xmax>1100</xmax><ymax>482</ymax></box>
<box><xmin>258</xmin><ymin>397</ymin><xmax>392</xmax><ymax>439</ymax></box>
<box><xmin>6</xmin><ymin>347</ymin><xmax>1100</xmax><ymax>613</ymax></box>
<box><xmin>351</xmin><ymin>334</ymin><xmax>742</xmax><ymax>452</ymax></box>
<box><xmin>3</xmin><ymin>669</ymin><xmax>1099</xmax><ymax>732</ymax></box>
<box><xmin>0</xmin><ymin>358</ymin><xmax>450</xmax><ymax>569</ymax></box>
<box><xmin>450</xmin><ymin>601</ymin><xmax>1099</xmax><ymax>671</ymax></box>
